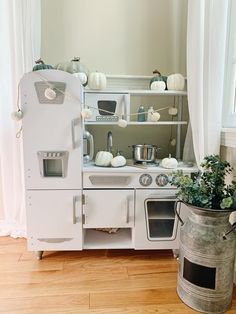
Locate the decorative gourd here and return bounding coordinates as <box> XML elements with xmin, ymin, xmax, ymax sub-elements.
<box><xmin>55</xmin><ymin>57</ymin><xmax>89</xmax><ymax>76</ymax></box>
<box><xmin>150</xmin><ymin>81</ymin><xmax>166</xmax><ymax>91</ymax></box>
<box><xmin>111</xmin><ymin>155</ymin><xmax>126</xmax><ymax>167</ymax></box>
<box><xmin>32</xmin><ymin>58</ymin><xmax>54</xmax><ymax>71</ymax></box>
<box><xmin>72</xmin><ymin>72</ymin><xmax>88</xmax><ymax>86</ymax></box>
<box><xmin>161</xmin><ymin>154</ymin><xmax>178</xmax><ymax>169</ymax></box>
<box><xmin>149</xmin><ymin>70</ymin><xmax>167</xmax><ymax>89</ymax></box>
<box><xmin>167</xmin><ymin>73</ymin><xmax>185</xmax><ymax>91</ymax></box>
<box><xmin>95</xmin><ymin>151</ymin><xmax>113</xmax><ymax>167</ymax></box>
<box><xmin>88</xmin><ymin>72</ymin><xmax>107</xmax><ymax>90</ymax></box>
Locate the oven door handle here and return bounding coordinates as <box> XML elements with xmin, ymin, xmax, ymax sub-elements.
<box><xmin>174</xmin><ymin>200</ymin><xmax>184</xmax><ymax>226</ymax></box>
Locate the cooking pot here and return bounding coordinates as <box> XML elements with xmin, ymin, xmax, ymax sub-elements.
<box><xmin>132</xmin><ymin>144</ymin><xmax>159</xmax><ymax>162</ymax></box>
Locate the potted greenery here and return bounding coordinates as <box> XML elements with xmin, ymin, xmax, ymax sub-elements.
<box><xmin>171</xmin><ymin>154</ymin><xmax>236</xmax><ymax>314</ymax></box>
<box><xmin>171</xmin><ymin>154</ymin><xmax>236</xmax><ymax>210</ymax></box>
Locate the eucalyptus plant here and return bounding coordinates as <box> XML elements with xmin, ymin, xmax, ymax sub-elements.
<box><xmin>171</xmin><ymin>155</ymin><xmax>236</xmax><ymax>210</ymax></box>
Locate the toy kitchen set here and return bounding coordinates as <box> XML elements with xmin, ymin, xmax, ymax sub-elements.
<box><xmin>20</xmin><ymin>69</ymin><xmax>197</xmax><ymax>259</ymax></box>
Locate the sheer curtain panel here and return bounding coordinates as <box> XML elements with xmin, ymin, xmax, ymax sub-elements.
<box><xmin>0</xmin><ymin>0</ymin><xmax>41</xmax><ymax>237</ymax></box>
<box><xmin>185</xmin><ymin>0</ymin><xmax>229</xmax><ymax>166</ymax></box>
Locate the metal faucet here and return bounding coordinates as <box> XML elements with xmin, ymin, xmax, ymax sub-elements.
<box><xmin>107</xmin><ymin>131</ymin><xmax>113</xmax><ymax>153</ymax></box>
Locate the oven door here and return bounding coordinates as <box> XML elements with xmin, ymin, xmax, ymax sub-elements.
<box><xmin>84</xmin><ymin>92</ymin><xmax>130</xmax><ymax>122</ymax></box>
<box><xmin>134</xmin><ymin>189</ymin><xmax>186</xmax><ymax>250</ymax></box>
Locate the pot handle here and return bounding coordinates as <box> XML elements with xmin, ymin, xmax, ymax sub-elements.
<box><xmin>174</xmin><ymin>200</ymin><xmax>184</xmax><ymax>226</ymax></box>
<box><xmin>223</xmin><ymin>222</ymin><xmax>236</xmax><ymax>240</ymax></box>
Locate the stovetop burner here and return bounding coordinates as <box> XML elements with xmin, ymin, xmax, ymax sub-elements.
<box><xmin>133</xmin><ymin>160</ymin><xmax>159</xmax><ymax>166</ymax></box>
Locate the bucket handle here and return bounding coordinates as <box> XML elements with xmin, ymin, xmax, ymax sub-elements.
<box><xmin>174</xmin><ymin>200</ymin><xmax>184</xmax><ymax>226</ymax></box>
<box><xmin>223</xmin><ymin>222</ymin><xmax>236</xmax><ymax>240</ymax></box>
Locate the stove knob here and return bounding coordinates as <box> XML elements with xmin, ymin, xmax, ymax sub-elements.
<box><xmin>139</xmin><ymin>174</ymin><xmax>152</xmax><ymax>186</ymax></box>
<box><xmin>156</xmin><ymin>174</ymin><xmax>169</xmax><ymax>186</ymax></box>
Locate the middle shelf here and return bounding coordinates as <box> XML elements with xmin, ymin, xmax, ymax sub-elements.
<box><xmin>84</xmin><ymin>121</ymin><xmax>188</xmax><ymax>125</ymax></box>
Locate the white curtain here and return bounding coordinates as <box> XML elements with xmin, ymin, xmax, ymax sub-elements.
<box><xmin>0</xmin><ymin>0</ymin><xmax>41</xmax><ymax>237</ymax></box>
<box><xmin>184</xmin><ymin>0</ymin><xmax>229</xmax><ymax>167</ymax></box>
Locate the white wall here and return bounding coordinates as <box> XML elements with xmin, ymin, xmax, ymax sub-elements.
<box><xmin>41</xmin><ymin>0</ymin><xmax>187</xmax><ymax>76</ymax></box>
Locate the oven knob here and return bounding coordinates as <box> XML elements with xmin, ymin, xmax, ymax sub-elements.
<box><xmin>156</xmin><ymin>174</ymin><xmax>169</xmax><ymax>186</ymax></box>
<box><xmin>139</xmin><ymin>174</ymin><xmax>152</xmax><ymax>186</ymax></box>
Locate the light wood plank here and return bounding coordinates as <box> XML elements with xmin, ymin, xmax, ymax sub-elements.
<box><xmin>90</xmin><ymin>287</ymin><xmax>181</xmax><ymax>308</ymax></box>
<box><xmin>0</xmin><ymin>294</ymin><xmax>89</xmax><ymax>314</ymax></box>
<box><xmin>0</xmin><ymin>237</ymin><xmax>235</xmax><ymax>314</ymax></box>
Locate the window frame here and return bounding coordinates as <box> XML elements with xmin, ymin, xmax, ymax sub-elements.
<box><xmin>222</xmin><ymin>0</ymin><xmax>236</xmax><ymax>128</ymax></box>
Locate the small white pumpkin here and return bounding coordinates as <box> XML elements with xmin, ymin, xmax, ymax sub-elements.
<box><xmin>111</xmin><ymin>155</ymin><xmax>126</xmax><ymax>167</ymax></box>
<box><xmin>167</xmin><ymin>73</ymin><xmax>185</xmax><ymax>91</ymax></box>
<box><xmin>95</xmin><ymin>151</ymin><xmax>113</xmax><ymax>167</ymax></box>
<box><xmin>88</xmin><ymin>71</ymin><xmax>107</xmax><ymax>90</ymax></box>
<box><xmin>150</xmin><ymin>81</ymin><xmax>166</xmax><ymax>91</ymax></box>
<box><xmin>161</xmin><ymin>154</ymin><xmax>178</xmax><ymax>169</ymax></box>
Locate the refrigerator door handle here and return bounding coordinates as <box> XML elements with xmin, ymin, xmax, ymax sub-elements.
<box><xmin>71</xmin><ymin>118</ymin><xmax>80</xmax><ymax>149</ymax></box>
<box><xmin>72</xmin><ymin>195</ymin><xmax>79</xmax><ymax>224</ymax></box>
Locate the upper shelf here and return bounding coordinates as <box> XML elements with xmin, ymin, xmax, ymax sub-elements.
<box><xmin>84</xmin><ymin>74</ymin><xmax>187</xmax><ymax>94</ymax></box>
<box><xmin>84</xmin><ymin>89</ymin><xmax>187</xmax><ymax>96</ymax></box>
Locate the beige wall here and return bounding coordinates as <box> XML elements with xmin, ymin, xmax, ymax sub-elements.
<box><xmin>41</xmin><ymin>0</ymin><xmax>188</xmax><ymax>159</ymax></box>
<box><xmin>41</xmin><ymin>0</ymin><xmax>187</xmax><ymax>76</ymax></box>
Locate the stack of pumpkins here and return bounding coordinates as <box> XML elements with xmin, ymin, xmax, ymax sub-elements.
<box><xmin>150</xmin><ymin>69</ymin><xmax>185</xmax><ymax>91</ymax></box>
<box><xmin>32</xmin><ymin>57</ymin><xmax>107</xmax><ymax>90</ymax></box>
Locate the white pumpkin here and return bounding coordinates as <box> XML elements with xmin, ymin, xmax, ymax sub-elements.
<box><xmin>88</xmin><ymin>72</ymin><xmax>107</xmax><ymax>90</ymax></box>
<box><xmin>161</xmin><ymin>154</ymin><xmax>178</xmax><ymax>169</ymax></box>
<box><xmin>150</xmin><ymin>81</ymin><xmax>166</xmax><ymax>91</ymax></box>
<box><xmin>167</xmin><ymin>73</ymin><xmax>185</xmax><ymax>91</ymax></box>
<box><xmin>95</xmin><ymin>151</ymin><xmax>113</xmax><ymax>167</ymax></box>
<box><xmin>111</xmin><ymin>155</ymin><xmax>126</xmax><ymax>167</ymax></box>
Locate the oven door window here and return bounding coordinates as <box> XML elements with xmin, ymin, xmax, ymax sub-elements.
<box><xmin>98</xmin><ymin>100</ymin><xmax>116</xmax><ymax>115</ymax></box>
<box><xmin>144</xmin><ymin>198</ymin><xmax>178</xmax><ymax>240</ymax></box>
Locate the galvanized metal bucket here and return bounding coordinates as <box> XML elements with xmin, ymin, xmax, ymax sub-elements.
<box><xmin>176</xmin><ymin>201</ymin><xmax>236</xmax><ymax>314</ymax></box>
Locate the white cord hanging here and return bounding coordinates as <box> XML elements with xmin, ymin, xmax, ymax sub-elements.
<box><xmin>16</xmin><ymin>72</ymin><xmax>176</xmax><ymax>131</ymax></box>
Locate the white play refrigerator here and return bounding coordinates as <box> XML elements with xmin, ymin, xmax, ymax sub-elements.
<box><xmin>20</xmin><ymin>70</ymin><xmax>83</xmax><ymax>258</ymax></box>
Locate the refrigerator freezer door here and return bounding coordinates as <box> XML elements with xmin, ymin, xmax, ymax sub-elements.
<box><xmin>20</xmin><ymin>70</ymin><xmax>82</xmax><ymax>189</ymax></box>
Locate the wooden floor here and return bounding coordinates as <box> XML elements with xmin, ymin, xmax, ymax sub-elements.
<box><xmin>0</xmin><ymin>237</ymin><xmax>236</xmax><ymax>314</ymax></box>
